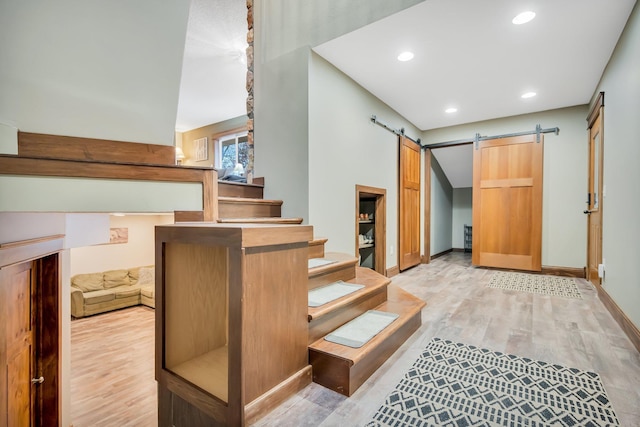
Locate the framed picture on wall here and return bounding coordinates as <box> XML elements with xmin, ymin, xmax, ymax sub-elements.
<box><xmin>194</xmin><ymin>137</ymin><xmax>208</xmax><ymax>161</ymax></box>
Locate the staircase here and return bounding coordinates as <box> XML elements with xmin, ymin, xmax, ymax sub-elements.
<box><xmin>185</xmin><ymin>178</ymin><xmax>425</xmax><ymax>397</ymax></box>
<box><xmin>216</xmin><ymin>179</ymin><xmax>303</xmax><ymax>224</ymax></box>
<box><xmin>306</xmin><ymin>245</ymin><xmax>425</xmax><ymax>396</ymax></box>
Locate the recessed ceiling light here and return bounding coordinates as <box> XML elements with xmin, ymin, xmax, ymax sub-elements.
<box><xmin>521</xmin><ymin>91</ymin><xmax>537</xmax><ymax>99</ymax></box>
<box><xmin>512</xmin><ymin>11</ymin><xmax>536</xmax><ymax>25</ymax></box>
<box><xmin>397</xmin><ymin>51</ymin><xmax>414</xmax><ymax>62</ymax></box>
<box><xmin>445</xmin><ymin>107</ymin><xmax>458</xmax><ymax>113</ymax></box>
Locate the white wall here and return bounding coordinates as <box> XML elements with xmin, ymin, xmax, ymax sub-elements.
<box><xmin>254</xmin><ymin>0</ymin><xmax>423</xmax><ymax>222</ymax></box>
<box><xmin>452</xmin><ymin>187</ymin><xmax>472</xmax><ymax>249</ymax></box>
<box><xmin>70</xmin><ymin>214</ymin><xmax>173</xmax><ymax>276</ymax></box>
<box><xmin>308</xmin><ymin>54</ymin><xmax>423</xmax><ymax>268</ymax></box>
<box><xmin>424</xmin><ymin>105</ymin><xmax>589</xmax><ymax>268</ymax></box>
<box><xmin>0</xmin><ymin>177</ymin><xmax>203</xmax><ymax>213</ymax></box>
<box><xmin>430</xmin><ymin>155</ymin><xmax>453</xmax><ymax>255</ymax></box>
<box><xmin>592</xmin><ymin>2</ymin><xmax>640</xmax><ymax>327</ymax></box>
<box><xmin>0</xmin><ymin>3</ymin><xmax>191</xmax><ymax>425</ymax></box>
<box><xmin>0</xmin><ymin>1</ymin><xmax>190</xmax><ymax>146</ymax></box>
<box><xmin>0</xmin><ymin>1</ymin><xmax>204</xmax><ymax>214</ymax></box>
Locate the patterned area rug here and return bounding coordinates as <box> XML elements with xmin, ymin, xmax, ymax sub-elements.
<box><xmin>367</xmin><ymin>338</ymin><xmax>619</xmax><ymax>427</ymax></box>
<box><xmin>488</xmin><ymin>271</ymin><xmax>582</xmax><ymax>299</ymax></box>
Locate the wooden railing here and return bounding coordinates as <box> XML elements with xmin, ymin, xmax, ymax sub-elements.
<box><xmin>0</xmin><ymin>132</ymin><xmax>217</xmax><ymax>220</ymax></box>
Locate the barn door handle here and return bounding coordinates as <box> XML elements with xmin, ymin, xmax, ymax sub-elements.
<box><xmin>31</xmin><ymin>376</ymin><xmax>44</xmax><ymax>384</ymax></box>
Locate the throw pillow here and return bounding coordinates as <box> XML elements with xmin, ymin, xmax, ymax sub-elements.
<box><xmin>137</xmin><ymin>266</ymin><xmax>155</xmax><ymax>286</ymax></box>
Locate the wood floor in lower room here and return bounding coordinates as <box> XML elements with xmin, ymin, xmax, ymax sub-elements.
<box><xmin>70</xmin><ymin>252</ymin><xmax>640</xmax><ymax>427</ymax></box>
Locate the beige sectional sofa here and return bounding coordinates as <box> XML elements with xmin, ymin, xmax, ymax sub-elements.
<box><xmin>70</xmin><ymin>266</ymin><xmax>155</xmax><ymax>318</ymax></box>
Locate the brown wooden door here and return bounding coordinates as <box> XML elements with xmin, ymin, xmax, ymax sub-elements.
<box><xmin>399</xmin><ymin>136</ymin><xmax>421</xmax><ymax>271</ymax></box>
<box><xmin>3</xmin><ymin>261</ymin><xmax>37</xmax><ymax>427</ymax></box>
<box><xmin>586</xmin><ymin>106</ymin><xmax>603</xmax><ymax>285</ymax></box>
<box><xmin>472</xmin><ymin>134</ymin><xmax>543</xmax><ymax>271</ymax></box>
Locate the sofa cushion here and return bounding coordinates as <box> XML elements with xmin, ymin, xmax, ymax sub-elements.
<box><xmin>113</xmin><ymin>286</ymin><xmax>141</xmax><ymax>299</ymax></box>
<box><xmin>137</xmin><ymin>266</ymin><xmax>155</xmax><ymax>286</ymax></box>
<box><xmin>72</xmin><ymin>272</ymin><xmax>104</xmax><ymax>292</ymax></box>
<box><xmin>103</xmin><ymin>269</ymin><xmax>131</xmax><ymax>289</ymax></box>
<box><xmin>140</xmin><ymin>286</ymin><xmax>155</xmax><ymax>299</ymax></box>
<box><xmin>128</xmin><ymin>267</ymin><xmax>141</xmax><ymax>283</ymax></box>
<box><xmin>83</xmin><ymin>290</ymin><xmax>115</xmax><ymax>305</ymax></box>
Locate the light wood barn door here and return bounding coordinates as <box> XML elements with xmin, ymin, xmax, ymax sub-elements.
<box><xmin>472</xmin><ymin>134</ymin><xmax>543</xmax><ymax>271</ymax></box>
<box><xmin>399</xmin><ymin>136</ymin><xmax>421</xmax><ymax>271</ymax></box>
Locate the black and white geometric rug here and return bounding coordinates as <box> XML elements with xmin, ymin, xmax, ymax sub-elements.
<box><xmin>366</xmin><ymin>338</ymin><xmax>619</xmax><ymax>426</ymax></box>
<box><xmin>488</xmin><ymin>271</ymin><xmax>582</xmax><ymax>299</ymax></box>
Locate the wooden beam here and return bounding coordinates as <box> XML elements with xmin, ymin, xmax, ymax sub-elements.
<box><xmin>18</xmin><ymin>132</ymin><xmax>176</xmax><ymax>166</ymax></box>
<box><xmin>0</xmin><ymin>155</ymin><xmax>208</xmax><ymax>183</ymax></box>
<box><xmin>0</xmin><ymin>155</ymin><xmax>216</xmax><ymax>220</ymax></box>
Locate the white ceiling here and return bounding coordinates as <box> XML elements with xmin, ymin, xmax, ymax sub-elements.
<box><xmin>175</xmin><ymin>0</ymin><xmax>248</xmax><ymax>132</ymax></box>
<box><xmin>313</xmin><ymin>0</ymin><xmax>636</xmax><ymax>131</ymax></box>
<box><xmin>175</xmin><ymin>0</ymin><xmax>635</xmax><ymax>187</ymax></box>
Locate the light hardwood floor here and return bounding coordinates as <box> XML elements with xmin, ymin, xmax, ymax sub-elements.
<box><xmin>71</xmin><ymin>253</ymin><xmax>640</xmax><ymax>426</ymax></box>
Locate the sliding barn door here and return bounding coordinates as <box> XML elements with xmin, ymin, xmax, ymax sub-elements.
<box><xmin>472</xmin><ymin>134</ymin><xmax>543</xmax><ymax>271</ymax></box>
<box><xmin>399</xmin><ymin>136</ymin><xmax>421</xmax><ymax>271</ymax></box>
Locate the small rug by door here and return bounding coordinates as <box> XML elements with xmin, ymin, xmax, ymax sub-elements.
<box><xmin>488</xmin><ymin>271</ymin><xmax>582</xmax><ymax>299</ymax></box>
<box><xmin>366</xmin><ymin>338</ymin><xmax>619</xmax><ymax>426</ymax></box>
<box><xmin>325</xmin><ymin>310</ymin><xmax>399</xmax><ymax>348</ymax></box>
<box><xmin>308</xmin><ymin>281</ymin><xmax>365</xmax><ymax>307</ymax></box>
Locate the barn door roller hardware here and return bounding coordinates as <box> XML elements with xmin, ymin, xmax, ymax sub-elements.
<box><xmin>370</xmin><ymin>115</ymin><xmax>422</xmax><ymax>147</ymax></box>
<box><xmin>422</xmin><ymin>124</ymin><xmax>560</xmax><ymax>150</ymax></box>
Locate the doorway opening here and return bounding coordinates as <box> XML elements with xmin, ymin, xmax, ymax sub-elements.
<box><xmin>355</xmin><ymin>185</ymin><xmax>386</xmax><ymax>276</ymax></box>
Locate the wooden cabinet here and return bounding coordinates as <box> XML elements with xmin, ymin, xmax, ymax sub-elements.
<box><xmin>155</xmin><ymin>223</ymin><xmax>313</xmax><ymax>426</ymax></box>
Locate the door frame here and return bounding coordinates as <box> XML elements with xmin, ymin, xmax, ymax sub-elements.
<box><xmin>586</xmin><ymin>92</ymin><xmax>605</xmax><ymax>285</ymax></box>
<box><xmin>0</xmin><ymin>236</ymin><xmax>62</xmax><ymax>427</ymax></box>
<box><xmin>423</xmin><ymin>149</ymin><xmax>432</xmax><ymax>262</ymax></box>
<box><xmin>355</xmin><ymin>185</ymin><xmax>386</xmax><ymax>276</ymax></box>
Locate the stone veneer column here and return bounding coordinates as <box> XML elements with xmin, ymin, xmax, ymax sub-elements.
<box><xmin>245</xmin><ymin>0</ymin><xmax>254</xmax><ymax>183</ymax></box>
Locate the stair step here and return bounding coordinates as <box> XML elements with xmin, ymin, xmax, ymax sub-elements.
<box><xmin>217</xmin><ymin>217</ymin><xmax>303</xmax><ymax>224</ymax></box>
<box><xmin>174</xmin><ymin>210</ymin><xmax>204</xmax><ymax>222</ymax></box>
<box><xmin>308</xmin><ymin>285</ymin><xmax>425</xmax><ymax>396</ymax></box>
<box><xmin>218</xmin><ymin>180</ymin><xmax>264</xmax><ymax>198</ymax></box>
<box><xmin>218</xmin><ymin>196</ymin><xmax>283</xmax><ymax>219</ymax></box>
<box><xmin>308</xmin><ymin>252</ymin><xmax>357</xmax><ymax>289</ymax></box>
<box><xmin>308</xmin><ymin>238</ymin><xmax>328</xmax><ymax>259</ymax></box>
<box><xmin>308</xmin><ymin>267</ymin><xmax>390</xmax><ymax>344</ymax></box>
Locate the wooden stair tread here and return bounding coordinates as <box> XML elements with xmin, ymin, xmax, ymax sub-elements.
<box><xmin>218</xmin><ymin>196</ymin><xmax>283</xmax><ymax>206</ymax></box>
<box><xmin>308</xmin><ymin>237</ymin><xmax>328</xmax><ymax>259</ymax></box>
<box><xmin>218</xmin><ymin>180</ymin><xmax>264</xmax><ymax>189</ymax></box>
<box><xmin>308</xmin><ymin>252</ymin><xmax>357</xmax><ymax>279</ymax></box>
<box><xmin>309</xmin><ymin>285</ymin><xmax>425</xmax><ymax>366</ymax></box>
<box><xmin>308</xmin><ymin>267</ymin><xmax>390</xmax><ymax>321</ymax></box>
<box><xmin>217</xmin><ymin>217</ymin><xmax>303</xmax><ymax>224</ymax></box>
